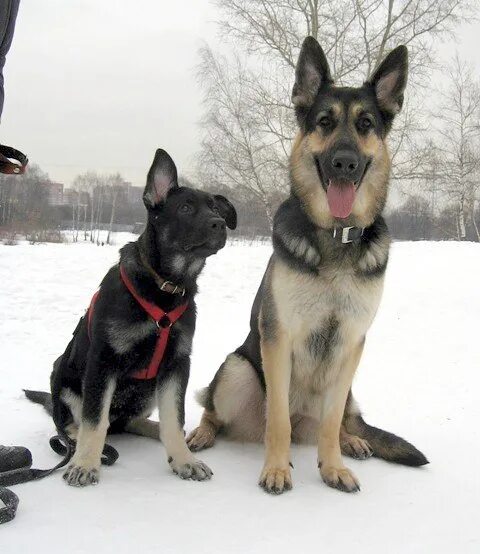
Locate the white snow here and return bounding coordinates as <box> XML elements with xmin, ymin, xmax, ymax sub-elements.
<box><xmin>0</xmin><ymin>236</ymin><xmax>478</xmax><ymax>552</ymax></box>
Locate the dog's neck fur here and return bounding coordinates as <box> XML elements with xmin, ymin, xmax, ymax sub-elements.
<box><xmin>140</xmin><ymin>222</ymin><xmax>206</xmax><ymax>289</ymax></box>
<box><xmin>272</xmin><ymin>194</ymin><xmax>390</xmax><ymax>277</ymax></box>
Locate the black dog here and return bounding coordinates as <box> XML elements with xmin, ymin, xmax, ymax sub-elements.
<box><xmin>26</xmin><ymin>148</ymin><xmax>236</xmax><ymax>487</ymax></box>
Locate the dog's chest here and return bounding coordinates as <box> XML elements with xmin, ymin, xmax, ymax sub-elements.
<box><xmin>273</xmin><ymin>260</ymin><xmax>384</xmax><ymax>392</ymax></box>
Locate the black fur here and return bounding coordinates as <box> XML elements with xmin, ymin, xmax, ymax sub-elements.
<box><xmin>343</xmin><ymin>392</ymin><xmax>428</xmax><ymax>467</ymax></box>
<box><xmin>25</xmin><ymin>148</ymin><xmax>236</xmax><ymax>482</ymax></box>
<box><xmin>306</xmin><ymin>316</ymin><xmax>340</xmax><ymax>363</ymax></box>
<box><xmin>274</xmin><ymin>195</ymin><xmax>389</xmax><ymax>277</ymax></box>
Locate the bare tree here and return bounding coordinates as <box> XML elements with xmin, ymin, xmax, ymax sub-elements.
<box><xmin>432</xmin><ymin>55</ymin><xmax>480</xmax><ymax>241</ymax></box>
<box><xmin>73</xmin><ymin>171</ymin><xmax>102</xmax><ymax>242</ymax></box>
<box><xmin>105</xmin><ymin>173</ymin><xmax>123</xmax><ymax>245</ymax></box>
<box><xmin>198</xmin><ymin>0</ymin><xmax>476</xmax><ymax>227</ymax></box>
<box><xmin>198</xmin><ymin>47</ymin><xmax>288</xmax><ymax>226</ymax></box>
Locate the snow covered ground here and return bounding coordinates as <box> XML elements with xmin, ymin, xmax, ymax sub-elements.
<box><xmin>0</xmin><ymin>235</ymin><xmax>479</xmax><ymax>552</ymax></box>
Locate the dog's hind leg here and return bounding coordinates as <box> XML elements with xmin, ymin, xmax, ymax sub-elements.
<box><xmin>186</xmin><ymin>409</ymin><xmax>222</xmax><ymax>452</ymax></box>
<box><xmin>187</xmin><ymin>353</ymin><xmax>266</xmax><ymax>452</ymax></box>
<box><xmin>125</xmin><ymin>418</ymin><xmax>159</xmax><ymax>440</ymax></box>
<box><xmin>339</xmin><ymin>425</ymin><xmax>373</xmax><ymax>460</ymax></box>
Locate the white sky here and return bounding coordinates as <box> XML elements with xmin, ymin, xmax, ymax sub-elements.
<box><xmin>1</xmin><ymin>1</ymin><xmax>479</xmax><ymax>187</ymax></box>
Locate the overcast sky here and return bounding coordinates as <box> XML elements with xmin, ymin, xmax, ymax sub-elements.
<box><xmin>1</xmin><ymin>1</ymin><xmax>480</xmax><ymax>188</ymax></box>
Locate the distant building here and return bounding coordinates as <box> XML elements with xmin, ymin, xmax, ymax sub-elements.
<box><xmin>62</xmin><ymin>188</ymin><xmax>78</xmax><ymax>205</ymax></box>
<box><xmin>127</xmin><ymin>185</ymin><xmax>143</xmax><ymax>205</ymax></box>
<box><xmin>62</xmin><ymin>188</ymin><xmax>90</xmax><ymax>206</ymax></box>
<box><xmin>46</xmin><ymin>182</ymin><xmax>64</xmax><ymax>206</ymax></box>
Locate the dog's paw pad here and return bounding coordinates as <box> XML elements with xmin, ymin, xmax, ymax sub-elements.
<box><xmin>169</xmin><ymin>458</ymin><xmax>213</xmax><ymax>481</ymax></box>
<box><xmin>320</xmin><ymin>465</ymin><xmax>360</xmax><ymax>493</ymax></box>
<box><xmin>258</xmin><ymin>466</ymin><xmax>292</xmax><ymax>495</ymax></box>
<box><xmin>63</xmin><ymin>465</ymin><xmax>99</xmax><ymax>487</ymax></box>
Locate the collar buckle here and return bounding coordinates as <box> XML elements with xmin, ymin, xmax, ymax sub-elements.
<box><xmin>160</xmin><ymin>280</ymin><xmax>185</xmax><ymax>296</ymax></box>
<box><xmin>333</xmin><ymin>226</ymin><xmax>364</xmax><ymax>244</ymax></box>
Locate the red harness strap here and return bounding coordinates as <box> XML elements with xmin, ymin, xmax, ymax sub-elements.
<box><xmin>87</xmin><ymin>265</ymin><xmax>188</xmax><ymax>380</ymax></box>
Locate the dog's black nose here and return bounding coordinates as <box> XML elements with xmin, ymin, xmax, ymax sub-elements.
<box><xmin>210</xmin><ymin>217</ymin><xmax>226</xmax><ymax>232</ymax></box>
<box><xmin>331</xmin><ymin>150</ymin><xmax>359</xmax><ymax>176</ymax></box>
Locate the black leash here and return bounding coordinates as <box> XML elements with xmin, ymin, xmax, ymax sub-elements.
<box><xmin>0</xmin><ymin>436</ymin><xmax>119</xmax><ymax>523</ymax></box>
<box><xmin>0</xmin><ymin>487</ymin><xmax>19</xmax><ymax>525</ymax></box>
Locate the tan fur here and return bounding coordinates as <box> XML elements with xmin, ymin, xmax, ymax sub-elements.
<box><xmin>258</xmin><ymin>316</ymin><xmax>293</xmax><ymax>491</ymax></box>
<box><xmin>189</xmin><ymin>43</ymin><xmax>427</xmax><ymax>486</ymax></box>
<box><xmin>316</xmin><ymin>340</ymin><xmax>364</xmax><ymax>491</ymax></box>
<box><xmin>290</xmin><ymin>99</ymin><xmax>391</xmax><ymax>230</ymax></box>
<box><xmin>186</xmin><ymin>410</ymin><xmax>221</xmax><ymax>451</ymax></box>
<box><xmin>64</xmin><ymin>378</ymin><xmax>116</xmax><ymax>483</ymax></box>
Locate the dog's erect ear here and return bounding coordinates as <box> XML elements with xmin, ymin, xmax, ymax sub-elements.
<box><xmin>368</xmin><ymin>45</ymin><xmax>408</xmax><ymax>116</ymax></box>
<box><xmin>214</xmin><ymin>195</ymin><xmax>237</xmax><ymax>230</ymax></box>
<box><xmin>292</xmin><ymin>36</ymin><xmax>333</xmax><ymax>109</ymax></box>
<box><xmin>143</xmin><ymin>149</ymin><xmax>178</xmax><ymax>209</ymax></box>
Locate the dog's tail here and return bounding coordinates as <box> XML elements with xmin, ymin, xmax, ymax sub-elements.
<box><xmin>195</xmin><ymin>387</ymin><xmax>210</xmax><ymax>409</ymax></box>
<box><xmin>23</xmin><ymin>389</ymin><xmax>53</xmax><ymax>416</ymax></box>
<box><xmin>344</xmin><ymin>394</ymin><xmax>428</xmax><ymax>467</ymax></box>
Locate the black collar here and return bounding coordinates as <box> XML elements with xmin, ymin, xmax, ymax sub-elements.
<box><xmin>332</xmin><ymin>226</ymin><xmax>364</xmax><ymax>244</ymax></box>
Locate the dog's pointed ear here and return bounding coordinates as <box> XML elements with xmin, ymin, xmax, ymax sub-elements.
<box><xmin>214</xmin><ymin>195</ymin><xmax>237</xmax><ymax>230</ymax></box>
<box><xmin>292</xmin><ymin>36</ymin><xmax>333</xmax><ymax>109</ymax></box>
<box><xmin>143</xmin><ymin>149</ymin><xmax>178</xmax><ymax>209</ymax></box>
<box><xmin>368</xmin><ymin>45</ymin><xmax>408</xmax><ymax>117</ymax></box>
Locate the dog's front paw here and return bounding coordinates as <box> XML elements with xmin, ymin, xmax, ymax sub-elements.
<box><xmin>259</xmin><ymin>465</ymin><xmax>292</xmax><ymax>495</ymax></box>
<box><xmin>63</xmin><ymin>464</ymin><xmax>99</xmax><ymax>487</ymax></box>
<box><xmin>168</xmin><ymin>457</ymin><xmax>213</xmax><ymax>481</ymax></box>
<box><xmin>319</xmin><ymin>464</ymin><xmax>360</xmax><ymax>493</ymax></box>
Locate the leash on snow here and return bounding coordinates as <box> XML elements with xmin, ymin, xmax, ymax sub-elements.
<box><xmin>0</xmin><ymin>436</ymin><xmax>118</xmax><ymax>524</ymax></box>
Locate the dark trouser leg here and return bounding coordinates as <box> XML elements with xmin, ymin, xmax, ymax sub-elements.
<box><xmin>0</xmin><ymin>0</ymin><xmax>20</xmax><ymax>121</ymax></box>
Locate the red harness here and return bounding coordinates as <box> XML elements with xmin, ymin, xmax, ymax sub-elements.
<box><xmin>87</xmin><ymin>265</ymin><xmax>188</xmax><ymax>380</ymax></box>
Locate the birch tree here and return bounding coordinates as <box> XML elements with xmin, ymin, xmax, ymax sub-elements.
<box><xmin>433</xmin><ymin>56</ymin><xmax>480</xmax><ymax>240</ymax></box>
<box><xmin>198</xmin><ymin>0</ymin><xmax>476</xmax><ymax>228</ymax></box>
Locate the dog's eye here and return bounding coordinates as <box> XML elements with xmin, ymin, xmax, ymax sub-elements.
<box><xmin>317</xmin><ymin>116</ymin><xmax>332</xmax><ymax>129</ymax></box>
<box><xmin>179</xmin><ymin>204</ymin><xmax>193</xmax><ymax>214</ymax></box>
<box><xmin>357</xmin><ymin>116</ymin><xmax>374</xmax><ymax>131</ymax></box>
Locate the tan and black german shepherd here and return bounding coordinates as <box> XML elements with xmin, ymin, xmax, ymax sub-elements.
<box><xmin>187</xmin><ymin>37</ymin><xmax>428</xmax><ymax>494</ymax></box>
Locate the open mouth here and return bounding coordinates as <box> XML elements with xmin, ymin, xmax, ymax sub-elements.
<box><xmin>314</xmin><ymin>158</ymin><xmax>371</xmax><ymax>219</ymax></box>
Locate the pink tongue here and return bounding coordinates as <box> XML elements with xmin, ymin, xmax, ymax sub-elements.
<box><xmin>326</xmin><ymin>181</ymin><xmax>356</xmax><ymax>219</ymax></box>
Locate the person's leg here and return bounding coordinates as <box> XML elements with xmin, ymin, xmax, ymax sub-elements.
<box><xmin>0</xmin><ymin>0</ymin><xmax>20</xmax><ymax>122</ymax></box>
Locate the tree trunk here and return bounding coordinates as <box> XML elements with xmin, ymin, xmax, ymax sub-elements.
<box><xmin>72</xmin><ymin>204</ymin><xmax>76</xmax><ymax>242</ymax></box>
<box><xmin>106</xmin><ymin>189</ymin><xmax>118</xmax><ymax>245</ymax></box>
<box><xmin>96</xmin><ymin>189</ymin><xmax>104</xmax><ymax>245</ymax></box>
<box><xmin>472</xmin><ymin>199</ymin><xmax>480</xmax><ymax>242</ymax></box>
<box><xmin>83</xmin><ymin>204</ymin><xmax>88</xmax><ymax>241</ymax></box>
<box><xmin>90</xmin><ymin>192</ymin><xmax>95</xmax><ymax>242</ymax></box>
<box><xmin>458</xmin><ymin>201</ymin><xmax>466</xmax><ymax>240</ymax></box>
